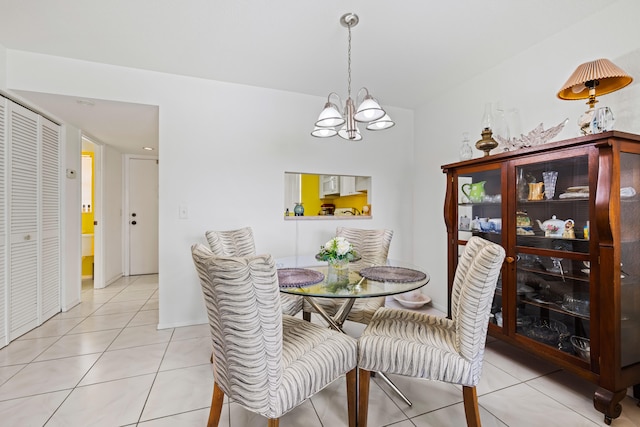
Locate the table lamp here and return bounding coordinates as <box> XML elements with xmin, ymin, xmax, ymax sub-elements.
<box><xmin>557</xmin><ymin>58</ymin><xmax>633</xmax><ymax>135</ymax></box>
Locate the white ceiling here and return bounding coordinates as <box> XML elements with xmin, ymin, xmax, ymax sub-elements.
<box><xmin>0</xmin><ymin>0</ymin><xmax>616</xmax><ymax>154</ymax></box>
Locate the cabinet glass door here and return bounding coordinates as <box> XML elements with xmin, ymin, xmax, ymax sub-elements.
<box><xmin>456</xmin><ymin>167</ymin><xmax>503</xmax><ymax>328</ymax></box>
<box><xmin>513</xmin><ymin>155</ymin><xmax>591</xmax><ymax>362</ymax></box>
<box><xmin>620</xmin><ymin>151</ymin><xmax>640</xmax><ymax>368</ymax></box>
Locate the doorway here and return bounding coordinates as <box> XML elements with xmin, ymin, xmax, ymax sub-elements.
<box><xmin>80</xmin><ymin>137</ymin><xmax>104</xmax><ymax>289</ymax></box>
<box><xmin>124</xmin><ymin>155</ymin><xmax>159</xmax><ymax>276</ymax></box>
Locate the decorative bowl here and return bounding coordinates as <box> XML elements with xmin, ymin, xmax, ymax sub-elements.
<box><xmin>561</xmin><ymin>293</ymin><xmax>590</xmax><ymax>317</ymax></box>
<box><xmin>520</xmin><ymin>317</ymin><xmax>570</xmax><ymax>347</ymax></box>
<box><xmin>570</xmin><ymin>335</ymin><xmax>590</xmax><ymax>361</ymax></box>
<box><xmin>393</xmin><ymin>291</ymin><xmax>431</xmax><ymax>309</ymax></box>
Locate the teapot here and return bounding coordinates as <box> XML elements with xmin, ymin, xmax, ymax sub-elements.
<box><xmin>461</xmin><ymin>181</ymin><xmax>486</xmax><ymax>203</ymax></box>
<box><xmin>536</xmin><ymin>215</ymin><xmax>574</xmax><ymax>237</ymax></box>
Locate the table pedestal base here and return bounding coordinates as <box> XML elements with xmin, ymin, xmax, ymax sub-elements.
<box><xmin>302</xmin><ymin>296</ymin><xmax>413</xmax><ymax>407</ymax></box>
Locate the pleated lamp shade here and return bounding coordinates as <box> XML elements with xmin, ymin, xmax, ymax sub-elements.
<box><xmin>557</xmin><ymin>58</ymin><xmax>633</xmax><ymax>100</ymax></box>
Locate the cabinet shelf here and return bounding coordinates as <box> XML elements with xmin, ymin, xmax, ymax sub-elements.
<box><xmin>442</xmin><ymin>131</ymin><xmax>640</xmax><ymax>424</ymax></box>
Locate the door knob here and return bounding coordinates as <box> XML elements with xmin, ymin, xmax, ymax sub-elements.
<box><xmin>505</xmin><ymin>256</ymin><xmax>515</xmax><ymax>263</ymax></box>
<box><xmin>131</xmin><ymin>221</ymin><xmax>137</xmax><ymax>225</ymax></box>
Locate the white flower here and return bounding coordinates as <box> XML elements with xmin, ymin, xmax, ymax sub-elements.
<box><xmin>335</xmin><ymin>237</ymin><xmax>351</xmax><ymax>256</ymax></box>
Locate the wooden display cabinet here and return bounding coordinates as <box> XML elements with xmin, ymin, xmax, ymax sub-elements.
<box><xmin>441</xmin><ymin>131</ymin><xmax>640</xmax><ymax>424</ymax></box>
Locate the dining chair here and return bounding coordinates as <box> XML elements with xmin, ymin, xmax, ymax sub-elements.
<box><xmin>191</xmin><ymin>244</ymin><xmax>358</xmax><ymax>427</ymax></box>
<box><xmin>302</xmin><ymin>227</ymin><xmax>393</xmax><ymax>325</ymax></box>
<box><xmin>205</xmin><ymin>227</ymin><xmax>302</xmax><ymax>316</ymax></box>
<box><xmin>357</xmin><ymin>236</ymin><xmax>505</xmax><ymax>427</ymax></box>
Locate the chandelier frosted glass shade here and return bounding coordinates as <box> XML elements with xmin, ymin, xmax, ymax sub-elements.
<box><xmin>311</xmin><ymin>13</ymin><xmax>394</xmax><ymax>141</ymax></box>
<box><xmin>315</xmin><ymin>101</ymin><xmax>346</xmax><ymax>128</ymax></box>
<box><xmin>366</xmin><ymin>114</ymin><xmax>395</xmax><ymax>131</ymax></box>
<box><xmin>354</xmin><ymin>93</ymin><xmax>385</xmax><ymax>122</ymax></box>
<box><xmin>311</xmin><ymin>126</ymin><xmax>338</xmax><ymax>138</ymax></box>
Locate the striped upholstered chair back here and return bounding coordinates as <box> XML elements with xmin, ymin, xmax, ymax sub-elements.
<box><xmin>191</xmin><ymin>244</ymin><xmax>283</xmax><ymax>413</ymax></box>
<box><xmin>205</xmin><ymin>227</ymin><xmax>302</xmax><ymax>316</ymax></box>
<box><xmin>450</xmin><ymin>236</ymin><xmax>505</xmax><ymax>385</ymax></box>
<box><xmin>205</xmin><ymin>227</ymin><xmax>256</xmax><ymax>257</ymax></box>
<box><xmin>336</xmin><ymin>227</ymin><xmax>393</xmax><ymax>272</ymax></box>
<box><xmin>357</xmin><ymin>236</ymin><xmax>504</xmax><ymax>427</ymax></box>
<box><xmin>191</xmin><ymin>243</ymin><xmax>358</xmax><ymax>426</ymax></box>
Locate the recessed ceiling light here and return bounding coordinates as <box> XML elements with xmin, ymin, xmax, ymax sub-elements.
<box><xmin>142</xmin><ymin>146</ymin><xmax>155</xmax><ymax>151</ymax></box>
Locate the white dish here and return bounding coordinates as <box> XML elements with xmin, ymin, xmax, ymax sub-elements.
<box><xmin>393</xmin><ymin>293</ymin><xmax>431</xmax><ymax>309</ymax></box>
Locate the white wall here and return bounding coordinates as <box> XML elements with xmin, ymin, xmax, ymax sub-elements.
<box><xmin>103</xmin><ymin>144</ymin><xmax>124</xmax><ymax>285</ymax></box>
<box><xmin>62</xmin><ymin>125</ymin><xmax>82</xmax><ymax>310</ymax></box>
<box><xmin>4</xmin><ymin>52</ymin><xmax>415</xmax><ymax>328</ymax></box>
<box><xmin>413</xmin><ymin>0</ymin><xmax>640</xmax><ymax>312</ymax></box>
<box><xmin>0</xmin><ymin>43</ymin><xmax>6</xmax><ymax>90</ymax></box>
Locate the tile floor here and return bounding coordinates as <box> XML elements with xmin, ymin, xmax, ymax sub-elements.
<box><xmin>0</xmin><ymin>274</ymin><xmax>638</xmax><ymax>427</ymax></box>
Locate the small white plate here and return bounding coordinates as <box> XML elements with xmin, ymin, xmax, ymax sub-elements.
<box><xmin>393</xmin><ymin>294</ymin><xmax>432</xmax><ymax>309</ymax></box>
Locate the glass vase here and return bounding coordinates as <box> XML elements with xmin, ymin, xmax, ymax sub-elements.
<box><xmin>459</xmin><ymin>132</ymin><xmax>473</xmax><ymax>161</ymax></box>
<box><xmin>327</xmin><ymin>258</ymin><xmax>349</xmax><ymax>285</ymax></box>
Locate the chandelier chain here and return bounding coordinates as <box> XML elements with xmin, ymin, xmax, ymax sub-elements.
<box><xmin>347</xmin><ymin>23</ymin><xmax>352</xmax><ymax>99</ymax></box>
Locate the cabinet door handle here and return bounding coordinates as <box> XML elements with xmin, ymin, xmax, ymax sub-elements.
<box><xmin>505</xmin><ymin>256</ymin><xmax>515</xmax><ymax>263</ymax></box>
<box><xmin>24</xmin><ymin>234</ymin><xmax>31</xmax><ymax>241</ymax></box>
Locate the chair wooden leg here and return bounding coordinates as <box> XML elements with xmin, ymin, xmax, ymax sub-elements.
<box><xmin>208</xmin><ymin>382</ymin><xmax>225</xmax><ymax>427</ymax></box>
<box><xmin>358</xmin><ymin>368</ymin><xmax>371</xmax><ymax>427</ymax></box>
<box><xmin>303</xmin><ymin>311</ymin><xmax>311</xmax><ymax>322</ymax></box>
<box><xmin>462</xmin><ymin>385</ymin><xmax>481</xmax><ymax>427</ymax></box>
<box><xmin>267</xmin><ymin>419</ymin><xmax>279</xmax><ymax>427</ymax></box>
<box><xmin>345</xmin><ymin>368</ymin><xmax>357</xmax><ymax>427</ymax></box>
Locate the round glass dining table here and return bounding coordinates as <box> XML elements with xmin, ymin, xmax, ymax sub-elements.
<box><xmin>277</xmin><ymin>255</ymin><xmax>430</xmax><ymax>301</ymax></box>
<box><xmin>276</xmin><ymin>254</ymin><xmax>430</xmax><ymax>407</ymax></box>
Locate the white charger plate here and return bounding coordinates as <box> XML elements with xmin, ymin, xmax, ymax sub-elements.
<box><xmin>393</xmin><ymin>294</ymin><xmax>432</xmax><ymax>309</ymax></box>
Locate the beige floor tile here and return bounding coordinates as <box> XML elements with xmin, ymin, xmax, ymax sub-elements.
<box><xmin>0</xmin><ymin>389</ymin><xmax>69</xmax><ymax>426</ymax></box>
<box><xmin>17</xmin><ymin>317</ymin><xmax>84</xmax><ymax>340</ymax></box>
<box><xmin>108</xmin><ymin>324</ymin><xmax>173</xmax><ymax>351</ymax></box>
<box><xmin>142</xmin><ymin>298</ymin><xmax>159</xmax><ymax>311</ymax></box>
<box><xmin>479</xmin><ymin>383</ymin><xmax>599</xmax><ymax>427</ymax></box>
<box><xmin>160</xmin><ymin>336</ymin><xmax>211</xmax><ymax>371</ymax></box>
<box><xmin>91</xmin><ymin>300</ymin><xmax>147</xmax><ymax>316</ymax></box>
<box><xmin>482</xmin><ymin>340</ymin><xmax>560</xmax><ymax>381</ymax></box>
<box><xmin>110</xmin><ymin>289</ymin><xmax>156</xmax><ymax>302</ymax></box>
<box><xmin>412</xmin><ymin>401</ymin><xmax>507</xmax><ymax>426</ymax></box>
<box><xmin>67</xmin><ymin>312</ymin><xmax>136</xmax><ymax>334</ymax></box>
<box><xmin>0</xmin><ymin>336</ymin><xmax>59</xmax><ymax>366</ymax></box>
<box><xmin>312</xmin><ymin>375</ymin><xmax>374</xmax><ymax>427</ymax></box>
<box><xmin>229</xmin><ymin>399</ymin><xmax>322</xmax><ymax>427</ymax></box>
<box><xmin>35</xmin><ymin>329</ymin><xmax>120</xmax><ymax>361</ymax></box>
<box><xmin>53</xmin><ymin>302</ymin><xmax>103</xmax><ymax>319</ymax></box>
<box><xmin>46</xmin><ymin>374</ymin><xmax>155</xmax><ymax>427</ymax></box>
<box><xmin>373</xmin><ymin>373</ymin><xmax>461</xmax><ymax>418</ymax></box>
<box><xmin>137</xmin><ymin>408</ymin><xmax>214</xmax><ymax>426</ymax></box>
<box><xmin>0</xmin><ymin>354</ymin><xmax>100</xmax><ymax>400</ymax></box>
<box><xmin>360</xmin><ymin>376</ymin><xmax>416</xmax><ymax>426</ymax></box>
<box><xmin>527</xmin><ymin>370</ymin><xmax>640</xmax><ymax>426</ymax></box>
<box><xmin>128</xmin><ymin>309</ymin><xmax>159</xmax><ymax>327</ymax></box>
<box><xmin>79</xmin><ymin>343</ymin><xmax>167</xmax><ymax>386</ymax></box>
<box><xmin>140</xmin><ymin>364</ymin><xmax>214</xmax><ymax>421</ymax></box>
<box><xmin>172</xmin><ymin>323</ymin><xmax>209</xmax><ymax>341</ymax></box>
<box><xmin>0</xmin><ymin>364</ymin><xmax>24</xmax><ymax>385</ymax></box>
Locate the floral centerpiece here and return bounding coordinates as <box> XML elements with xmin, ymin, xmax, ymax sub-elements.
<box><xmin>316</xmin><ymin>237</ymin><xmax>358</xmax><ymax>285</ymax></box>
<box><xmin>316</xmin><ymin>236</ymin><xmax>359</xmax><ymax>262</ymax></box>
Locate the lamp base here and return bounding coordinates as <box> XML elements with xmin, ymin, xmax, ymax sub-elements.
<box><xmin>579</xmin><ymin>106</ymin><xmax>615</xmax><ymax>135</ymax></box>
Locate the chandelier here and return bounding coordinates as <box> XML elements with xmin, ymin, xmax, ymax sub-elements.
<box><xmin>311</xmin><ymin>13</ymin><xmax>394</xmax><ymax>141</ymax></box>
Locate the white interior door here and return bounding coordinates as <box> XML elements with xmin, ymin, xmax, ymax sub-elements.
<box><xmin>127</xmin><ymin>157</ymin><xmax>158</xmax><ymax>275</ymax></box>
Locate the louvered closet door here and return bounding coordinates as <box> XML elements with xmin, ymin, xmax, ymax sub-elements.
<box><xmin>40</xmin><ymin>117</ymin><xmax>60</xmax><ymax>320</ymax></box>
<box><xmin>8</xmin><ymin>103</ymin><xmax>39</xmax><ymax>339</ymax></box>
<box><xmin>0</xmin><ymin>99</ymin><xmax>7</xmax><ymax>347</ymax></box>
